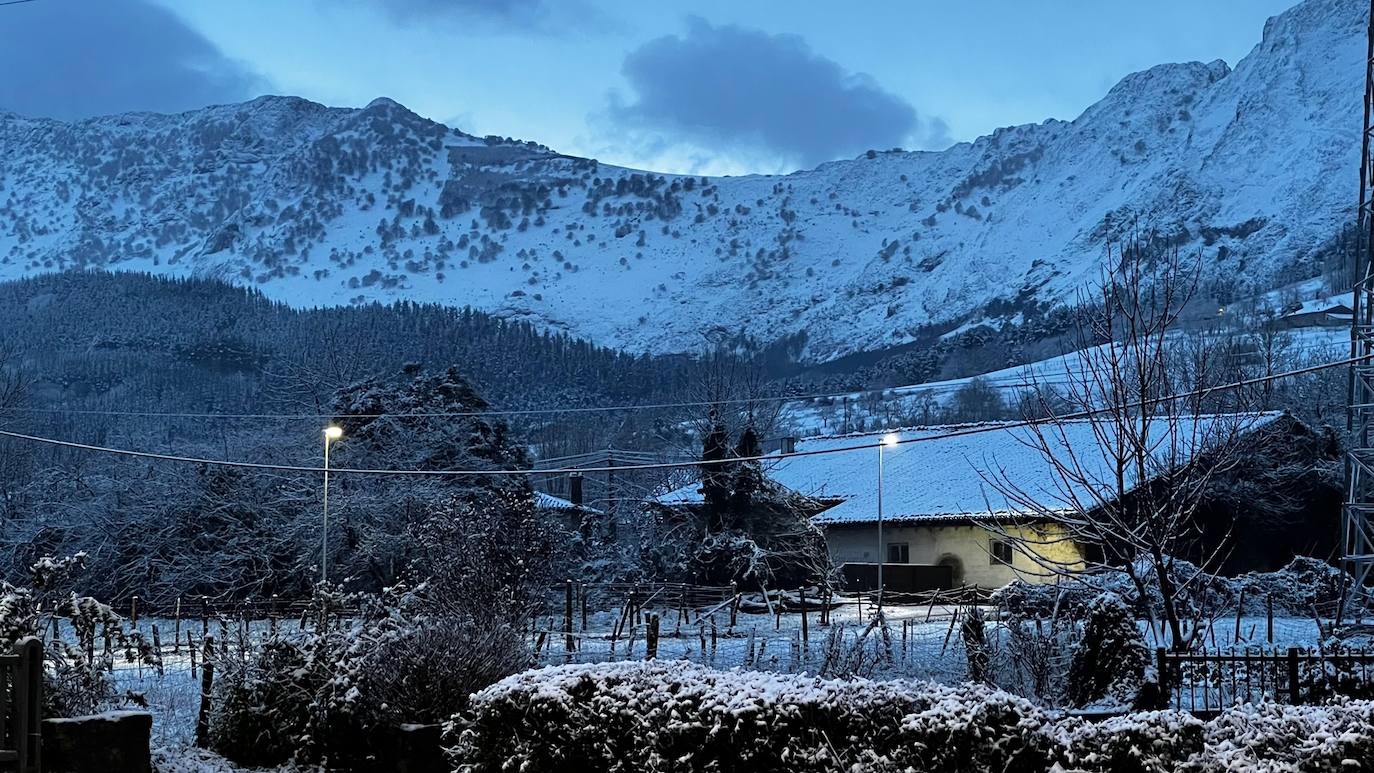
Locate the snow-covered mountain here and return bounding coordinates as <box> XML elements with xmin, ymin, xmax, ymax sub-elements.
<box><xmin>0</xmin><ymin>0</ymin><xmax>1363</xmax><ymax>362</ymax></box>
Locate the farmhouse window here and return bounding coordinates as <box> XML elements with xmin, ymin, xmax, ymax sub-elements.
<box><xmin>989</xmin><ymin>539</ymin><xmax>1014</xmax><ymax>566</ymax></box>
<box><xmin>886</xmin><ymin>542</ymin><xmax>910</xmax><ymax>563</ymax></box>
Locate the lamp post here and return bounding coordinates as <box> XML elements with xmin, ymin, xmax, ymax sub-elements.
<box><xmin>322</xmin><ymin>425</ymin><xmax>343</xmax><ymax>586</ymax></box>
<box><xmin>877</xmin><ymin>432</ymin><xmax>899</xmax><ymax>613</ymax></box>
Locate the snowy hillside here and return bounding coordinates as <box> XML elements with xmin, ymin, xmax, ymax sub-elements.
<box><xmin>0</xmin><ymin>0</ymin><xmax>1364</xmax><ymax>362</ymax></box>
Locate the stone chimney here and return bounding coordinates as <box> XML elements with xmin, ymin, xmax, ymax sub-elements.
<box><xmin>569</xmin><ymin>472</ymin><xmax>584</xmax><ymax>507</ymax></box>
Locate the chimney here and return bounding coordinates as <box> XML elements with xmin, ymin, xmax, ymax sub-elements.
<box><xmin>779</xmin><ymin>436</ymin><xmax>797</xmax><ymax>455</ymax></box>
<box><xmin>569</xmin><ymin>472</ymin><xmax>584</xmax><ymax>507</ymax></box>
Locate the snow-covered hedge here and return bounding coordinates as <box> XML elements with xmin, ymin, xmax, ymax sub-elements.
<box><xmin>446</xmin><ymin>661</ymin><xmax>1374</xmax><ymax>772</ymax></box>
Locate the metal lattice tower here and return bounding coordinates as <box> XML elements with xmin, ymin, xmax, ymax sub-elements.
<box><xmin>1344</xmin><ymin>0</ymin><xmax>1374</xmax><ymax>609</ymax></box>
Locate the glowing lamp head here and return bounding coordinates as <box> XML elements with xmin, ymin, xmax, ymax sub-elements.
<box><xmin>324</xmin><ymin>426</ymin><xmax>344</xmax><ymax>441</ymax></box>
<box><xmin>881</xmin><ymin>433</ymin><xmax>900</xmax><ymax>447</ymax></box>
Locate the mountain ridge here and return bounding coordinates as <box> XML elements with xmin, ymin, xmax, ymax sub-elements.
<box><xmin>0</xmin><ymin>0</ymin><xmax>1363</xmax><ymax>363</ymax></box>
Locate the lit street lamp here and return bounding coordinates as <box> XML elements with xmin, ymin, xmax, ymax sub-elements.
<box><xmin>877</xmin><ymin>432</ymin><xmax>899</xmax><ymax>613</ymax></box>
<box><xmin>322</xmin><ymin>425</ymin><xmax>343</xmax><ymax>585</ymax></box>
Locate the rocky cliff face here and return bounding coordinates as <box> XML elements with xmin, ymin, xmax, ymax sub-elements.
<box><xmin>0</xmin><ymin>0</ymin><xmax>1363</xmax><ymax>361</ymax></box>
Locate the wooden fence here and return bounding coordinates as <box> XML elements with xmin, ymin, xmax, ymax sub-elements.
<box><xmin>1159</xmin><ymin>646</ymin><xmax>1374</xmax><ymax>711</ymax></box>
<box><xmin>0</xmin><ymin>638</ymin><xmax>42</xmax><ymax>773</ymax></box>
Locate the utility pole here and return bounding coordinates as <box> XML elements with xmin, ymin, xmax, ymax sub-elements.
<box><xmin>1342</xmin><ymin>0</ymin><xmax>1374</xmax><ymax>618</ymax></box>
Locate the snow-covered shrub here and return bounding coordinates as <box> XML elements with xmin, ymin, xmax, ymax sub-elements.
<box><xmin>1058</xmin><ymin>711</ymin><xmax>1206</xmax><ymax>772</ymax></box>
<box><xmin>447</xmin><ymin>662</ymin><xmax>1374</xmax><ymax>772</ymax></box>
<box><xmin>1065</xmin><ymin>594</ymin><xmax>1147</xmax><ymax>708</ymax></box>
<box><xmin>996</xmin><ymin>555</ymin><xmax>1366</xmax><ymax>622</ymax></box>
<box><xmin>1196</xmin><ymin>700</ymin><xmax>1374</xmax><ymax>771</ymax></box>
<box><xmin>208</xmin><ymin>637</ymin><xmax>315</xmax><ymax>767</ymax></box>
<box><xmin>961</xmin><ymin>607</ymin><xmax>991</xmax><ymax>684</ymax></box>
<box><xmin>211</xmin><ymin>581</ymin><xmax>531</xmax><ymax>769</ymax></box>
<box><xmin>1000</xmin><ymin>613</ymin><xmax>1066</xmax><ymax>702</ymax></box>
<box><xmin>1235</xmin><ymin>556</ymin><xmax>1362</xmax><ymax>615</ymax></box>
<box><xmin>0</xmin><ymin>554</ymin><xmax>155</xmax><ymax>717</ymax></box>
<box><xmin>445</xmin><ymin>661</ymin><xmax>1060</xmax><ymax>772</ymax></box>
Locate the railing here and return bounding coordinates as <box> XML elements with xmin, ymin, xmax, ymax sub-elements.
<box><xmin>1158</xmin><ymin>646</ymin><xmax>1374</xmax><ymax>711</ymax></box>
<box><xmin>0</xmin><ymin>638</ymin><xmax>42</xmax><ymax>773</ymax></box>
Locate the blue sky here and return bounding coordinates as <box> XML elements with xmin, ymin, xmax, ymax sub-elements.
<box><xmin>0</xmin><ymin>0</ymin><xmax>1297</xmax><ymax>175</ymax></box>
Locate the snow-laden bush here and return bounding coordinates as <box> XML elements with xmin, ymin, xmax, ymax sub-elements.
<box><xmin>995</xmin><ymin>555</ymin><xmax>1366</xmax><ymax>620</ymax></box>
<box><xmin>445</xmin><ymin>661</ymin><xmax>1060</xmax><ymax>772</ymax></box>
<box><xmin>1065</xmin><ymin>593</ymin><xmax>1147</xmax><ymax>709</ymax></box>
<box><xmin>448</xmin><ymin>661</ymin><xmax>1374</xmax><ymax>772</ymax></box>
<box><xmin>1058</xmin><ymin>711</ymin><xmax>1206</xmax><ymax>772</ymax></box>
<box><xmin>0</xmin><ymin>553</ymin><xmax>156</xmax><ymax>717</ymax></box>
<box><xmin>211</xmin><ymin>583</ymin><xmax>531</xmax><ymax>769</ymax></box>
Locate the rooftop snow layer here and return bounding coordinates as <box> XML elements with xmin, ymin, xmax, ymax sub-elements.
<box><xmin>657</xmin><ymin>412</ymin><xmax>1286</xmax><ymax>525</ymax></box>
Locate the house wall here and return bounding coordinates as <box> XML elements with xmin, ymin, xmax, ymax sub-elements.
<box><xmin>822</xmin><ymin>522</ymin><xmax>1084</xmax><ymax>588</ymax></box>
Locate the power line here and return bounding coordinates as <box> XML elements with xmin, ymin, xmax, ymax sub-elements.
<box><xmin>0</xmin><ymin>354</ymin><xmax>1361</xmax><ymax>476</ymax></box>
<box><xmin>0</xmin><ymin>0</ymin><xmax>41</xmax><ymax>6</ymax></box>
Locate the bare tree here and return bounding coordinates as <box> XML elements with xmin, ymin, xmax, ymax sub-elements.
<box><xmin>980</xmin><ymin>241</ymin><xmax>1254</xmax><ymax>650</ymax></box>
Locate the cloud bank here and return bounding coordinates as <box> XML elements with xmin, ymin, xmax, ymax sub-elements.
<box><xmin>605</xmin><ymin>17</ymin><xmax>948</xmax><ymax>172</ymax></box>
<box><xmin>0</xmin><ymin>0</ymin><xmax>263</xmax><ymax>121</ymax></box>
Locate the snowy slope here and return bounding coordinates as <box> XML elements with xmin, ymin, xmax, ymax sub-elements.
<box><xmin>0</xmin><ymin>0</ymin><xmax>1364</xmax><ymax>362</ymax></box>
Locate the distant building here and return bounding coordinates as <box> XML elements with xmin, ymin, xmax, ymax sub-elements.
<box><xmin>1278</xmin><ymin>293</ymin><xmax>1353</xmax><ymax>329</ymax></box>
<box><xmin>656</xmin><ymin>412</ymin><xmax>1295</xmax><ymax>591</ymax></box>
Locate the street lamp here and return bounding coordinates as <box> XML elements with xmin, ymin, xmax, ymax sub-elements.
<box><xmin>322</xmin><ymin>425</ymin><xmax>343</xmax><ymax>585</ymax></box>
<box><xmin>877</xmin><ymin>432</ymin><xmax>899</xmax><ymax>613</ymax></box>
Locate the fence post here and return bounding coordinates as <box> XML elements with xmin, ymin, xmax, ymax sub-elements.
<box><xmin>1234</xmin><ymin>589</ymin><xmax>1245</xmax><ymax>643</ymax></box>
<box><xmin>1267</xmin><ymin>596</ymin><xmax>1274</xmax><ymax>644</ymax></box>
<box><xmin>174</xmin><ymin>597</ymin><xmax>183</xmax><ymax>654</ymax></box>
<box><xmin>15</xmin><ymin>638</ymin><xmax>42</xmax><ymax>773</ymax></box>
<box><xmin>646</xmin><ymin>613</ymin><xmax>659</xmax><ymax>660</ymax></box>
<box><xmin>564</xmin><ymin>579</ymin><xmax>575</xmax><ymax>657</ymax></box>
<box><xmin>799</xmin><ymin>587</ymin><xmax>809</xmax><ymax>652</ymax></box>
<box><xmin>1287</xmin><ymin>647</ymin><xmax>1301</xmax><ymax>704</ymax></box>
<box><xmin>1155</xmin><ymin>647</ymin><xmax>1169</xmax><ymax>696</ymax></box>
<box><xmin>729</xmin><ymin>582</ymin><xmax>738</xmax><ymax>630</ymax></box>
<box><xmin>151</xmin><ymin>625</ymin><xmax>164</xmax><ymax>677</ymax></box>
<box><xmin>130</xmin><ymin>596</ymin><xmax>139</xmax><ymax>631</ymax></box>
<box><xmin>195</xmin><ymin>636</ymin><xmax>216</xmax><ymax>747</ymax></box>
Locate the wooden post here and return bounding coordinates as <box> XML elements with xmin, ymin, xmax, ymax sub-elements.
<box><xmin>1267</xmin><ymin>595</ymin><xmax>1275</xmax><ymax>644</ymax></box>
<box><xmin>188</xmin><ymin>632</ymin><xmax>197</xmax><ymax>679</ymax></box>
<box><xmin>646</xmin><ymin>613</ymin><xmax>660</xmax><ymax>660</ymax></box>
<box><xmin>130</xmin><ymin>596</ymin><xmax>139</xmax><ymax>631</ymax></box>
<box><xmin>174</xmin><ymin>598</ymin><xmax>183</xmax><ymax>654</ymax></box>
<box><xmin>564</xmin><ymin>579</ymin><xmax>575</xmax><ymax>657</ymax></box>
<box><xmin>151</xmin><ymin>625</ymin><xmax>164</xmax><ymax>676</ymax></box>
<box><xmin>1155</xmin><ymin>647</ymin><xmax>1169</xmax><ymax>696</ymax></box>
<box><xmin>201</xmin><ymin>597</ymin><xmax>209</xmax><ymax>637</ymax></box>
<box><xmin>580</xmin><ymin>582</ymin><xmax>588</xmax><ymax>632</ymax></box>
<box><xmin>195</xmin><ymin>636</ymin><xmax>216</xmax><ymax>747</ymax></box>
<box><xmin>729</xmin><ymin>582</ymin><xmax>738</xmax><ymax>630</ymax></box>
<box><xmin>1287</xmin><ymin>647</ymin><xmax>1301</xmax><ymax>704</ymax></box>
<box><xmin>799</xmin><ymin>587</ymin><xmax>809</xmax><ymax>651</ymax></box>
<box><xmin>1234</xmin><ymin>590</ymin><xmax>1245</xmax><ymax>644</ymax></box>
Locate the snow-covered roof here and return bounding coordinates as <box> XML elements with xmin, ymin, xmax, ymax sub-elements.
<box><xmin>1282</xmin><ymin>292</ymin><xmax>1353</xmax><ymax>317</ymax></box>
<box><xmin>536</xmin><ymin>491</ymin><xmax>602</xmax><ymax>514</ymax></box>
<box><xmin>656</xmin><ymin>412</ymin><xmax>1286</xmax><ymax>526</ymax></box>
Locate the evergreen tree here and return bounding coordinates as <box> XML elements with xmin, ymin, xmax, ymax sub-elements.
<box><xmin>730</xmin><ymin>422</ymin><xmax>764</xmax><ymax>527</ymax></box>
<box><xmin>700</xmin><ymin>411</ymin><xmax>732</xmax><ymax>531</ymax></box>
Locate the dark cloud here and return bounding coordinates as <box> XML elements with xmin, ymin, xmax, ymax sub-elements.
<box><xmin>353</xmin><ymin>0</ymin><xmax>583</xmax><ymax>32</ymax></box>
<box><xmin>0</xmin><ymin>0</ymin><xmax>263</xmax><ymax>121</ymax></box>
<box><xmin>607</xmin><ymin>17</ymin><xmax>947</xmax><ymax>170</ymax></box>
